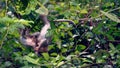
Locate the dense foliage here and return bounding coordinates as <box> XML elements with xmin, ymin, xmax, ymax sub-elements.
<box><xmin>0</xmin><ymin>0</ymin><xmax>120</xmax><ymax>68</ymax></box>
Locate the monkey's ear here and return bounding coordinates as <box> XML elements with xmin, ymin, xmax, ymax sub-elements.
<box><xmin>24</xmin><ymin>28</ymin><xmax>30</xmax><ymax>35</ymax></box>
<box><xmin>18</xmin><ymin>28</ymin><xmax>23</xmax><ymax>35</ymax></box>
<box><xmin>19</xmin><ymin>28</ymin><xmax>30</xmax><ymax>36</ymax></box>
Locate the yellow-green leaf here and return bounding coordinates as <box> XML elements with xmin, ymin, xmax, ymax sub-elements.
<box><xmin>80</xmin><ymin>9</ymin><xmax>88</xmax><ymax>14</ymax></box>
<box><xmin>57</xmin><ymin>61</ymin><xmax>64</xmax><ymax>67</ymax></box>
<box><xmin>42</xmin><ymin>53</ymin><xmax>49</xmax><ymax>60</ymax></box>
<box><xmin>24</xmin><ymin>56</ymin><xmax>39</xmax><ymax>65</ymax></box>
<box><xmin>101</xmin><ymin>11</ymin><xmax>120</xmax><ymax>23</ymax></box>
<box><xmin>35</xmin><ymin>7</ymin><xmax>48</xmax><ymax>15</ymax></box>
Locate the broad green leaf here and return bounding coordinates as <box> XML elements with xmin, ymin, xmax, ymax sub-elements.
<box><xmin>35</xmin><ymin>7</ymin><xmax>48</xmax><ymax>15</ymax></box>
<box><xmin>80</xmin><ymin>9</ymin><xmax>88</xmax><ymax>14</ymax></box>
<box><xmin>105</xmin><ymin>34</ymin><xmax>114</xmax><ymax>41</ymax></box>
<box><xmin>28</xmin><ymin>52</ymin><xmax>36</xmax><ymax>57</ymax></box>
<box><xmin>76</xmin><ymin>44</ymin><xmax>86</xmax><ymax>51</ymax></box>
<box><xmin>50</xmin><ymin>53</ymin><xmax>58</xmax><ymax>56</ymax></box>
<box><xmin>0</xmin><ymin>17</ymin><xmax>33</xmax><ymax>26</ymax></box>
<box><xmin>0</xmin><ymin>17</ymin><xmax>14</xmax><ymax>24</ymax></box>
<box><xmin>61</xmin><ymin>48</ymin><xmax>67</xmax><ymax>53</ymax></box>
<box><xmin>109</xmin><ymin>43</ymin><xmax>115</xmax><ymax>50</ymax></box>
<box><xmin>57</xmin><ymin>61</ymin><xmax>64</xmax><ymax>67</ymax></box>
<box><xmin>25</xmin><ymin>0</ymin><xmax>37</xmax><ymax>11</ymax></box>
<box><xmin>14</xmin><ymin>19</ymin><xmax>33</xmax><ymax>26</ymax></box>
<box><xmin>8</xmin><ymin>23</ymin><xmax>24</xmax><ymax>34</ymax></box>
<box><xmin>68</xmin><ymin>31</ymin><xmax>73</xmax><ymax>37</ymax></box>
<box><xmin>104</xmin><ymin>2</ymin><xmax>114</xmax><ymax>7</ymax></box>
<box><xmin>42</xmin><ymin>53</ymin><xmax>49</xmax><ymax>61</ymax></box>
<box><xmin>55</xmin><ymin>55</ymin><xmax>65</xmax><ymax>61</ymax></box>
<box><xmin>39</xmin><ymin>0</ymin><xmax>49</xmax><ymax>5</ymax></box>
<box><xmin>24</xmin><ymin>56</ymin><xmax>39</xmax><ymax>65</ymax></box>
<box><xmin>101</xmin><ymin>11</ymin><xmax>120</xmax><ymax>23</ymax></box>
<box><xmin>85</xmin><ymin>32</ymin><xmax>94</xmax><ymax>38</ymax></box>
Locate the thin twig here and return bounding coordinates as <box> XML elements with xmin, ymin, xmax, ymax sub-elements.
<box><xmin>54</xmin><ymin>19</ymin><xmax>76</xmax><ymax>27</ymax></box>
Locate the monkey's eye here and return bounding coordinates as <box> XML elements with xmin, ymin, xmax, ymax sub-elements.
<box><xmin>35</xmin><ymin>35</ymin><xmax>38</xmax><ymax>38</ymax></box>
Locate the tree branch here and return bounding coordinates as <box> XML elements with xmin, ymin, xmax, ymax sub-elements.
<box><xmin>54</xmin><ymin>19</ymin><xmax>76</xmax><ymax>27</ymax></box>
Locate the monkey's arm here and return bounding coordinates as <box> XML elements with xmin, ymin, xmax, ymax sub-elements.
<box><xmin>38</xmin><ymin>15</ymin><xmax>50</xmax><ymax>40</ymax></box>
<box><xmin>35</xmin><ymin>15</ymin><xmax>51</xmax><ymax>53</ymax></box>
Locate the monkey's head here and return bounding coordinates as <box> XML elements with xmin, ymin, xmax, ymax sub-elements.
<box><xmin>19</xmin><ymin>14</ymin><xmax>51</xmax><ymax>55</ymax></box>
<box><xmin>20</xmin><ymin>36</ymin><xmax>36</xmax><ymax>47</ymax></box>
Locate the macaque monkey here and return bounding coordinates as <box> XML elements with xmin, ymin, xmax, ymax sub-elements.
<box><xmin>20</xmin><ymin>15</ymin><xmax>51</xmax><ymax>54</ymax></box>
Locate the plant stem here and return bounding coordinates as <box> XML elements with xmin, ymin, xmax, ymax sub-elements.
<box><xmin>0</xmin><ymin>24</ymin><xmax>9</xmax><ymax>49</ymax></box>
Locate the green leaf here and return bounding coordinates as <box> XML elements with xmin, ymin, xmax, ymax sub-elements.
<box><xmin>35</xmin><ymin>7</ymin><xmax>48</xmax><ymax>15</ymax></box>
<box><xmin>76</xmin><ymin>44</ymin><xmax>86</xmax><ymax>51</ymax></box>
<box><xmin>80</xmin><ymin>9</ymin><xmax>88</xmax><ymax>14</ymax></box>
<box><xmin>24</xmin><ymin>56</ymin><xmax>39</xmax><ymax>65</ymax></box>
<box><xmin>50</xmin><ymin>53</ymin><xmax>58</xmax><ymax>56</ymax></box>
<box><xmin>0</xmin><ymin>17</ymin><xmax>14</xmax><ymax>24</ymax></box>
<box><xmin>105</xmin><ymin>34</ymin><xmax>114</xmax><ymax>41</ymax></box>
<box><xmin>57</xmin><ymin>61</ymin><xmax>64</xmax><ymax>67</ymax></box>
<box><xmin>101</xmin><ymin>11</ymin><xmax>120</xmax><ymax>23</ymax></box>
<box><xmin>14</xmin><ymin>19</ymin><xmax>33</xmax><ymax>26</ymax></box>
<box><xmin>93</xmin><ymin>23</ymin><xmax>103</xmax><ymax>34</ymax></box>
<box><xmin>61</xmin><ymin>48</ymin><xmax>67</xmax><ymax>53</ymax></box>
<box><xmin>116</xmin><ymin>44</ymin><xmax>120</xmax><ymax>50</ymax></box>
<box><xmin>85</xmin><ymin>32</ymin><xmax>94</xmax><ymax>38</ymax></box>
<box><xmin>0</xmin><ymin>17</ymin><xmax>33</xmax><ymax>26</ymax></box>
<box><xmin>25</xmin><ymin>0</ymin><xmax>37</xmax><ymax>13</ymax></box>
<box><xmin>42</xmin><ymin>53</ymin><xmax>49</xmax><ymax>61</ymax></box>
<box><xmin>68</xmin><ymin>31</ymin><xmax>73</xmax><ymax>37</ymax></box>
<box><xmin>109</xmin><ymin>43</ymin><xmax>115</xmax><ymax>50</ymax></box>
<box><xmin>39</xmin><ymin>0</ymin><xmax>49</xmax><ymax>5</ymax></box>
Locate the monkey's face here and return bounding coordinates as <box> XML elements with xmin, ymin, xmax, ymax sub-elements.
<box><xmin>20</xmin><ymin>36</ymin><xmax>36</xmax><ymax>47</ymax></box>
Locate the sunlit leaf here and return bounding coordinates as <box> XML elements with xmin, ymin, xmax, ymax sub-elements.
<box><xmin>50</xmin><ymin>53</ymin><xmax>58</xmax><ymax>56</ymax></box>
<box><xmin>42</xmin><ymin>53</ymin><xmax>49</xmax><ymax>60</ymax></box>
<box><xmin>76</xmin><ymin>44</ymin><xmax>86</xmax><ymax>51</ymax></box>
<box><xmin>14</xmin><ymin>19</ymin><xmax>33</xmax><ymax>26</ymax></box>
<box><xmin>24</xmin><ymin>56</ymin><xmax>39</xmax><ymax>65</ymax></box>
<box><xmin>35</xmin><ymin>7</ymin><xmax>48</xmax><ymax>15</ymax></box>
<box><xmin>101</xmin><ymin>11</ymin><xmax>120</xmax><ymax>23</ymax></box>
<box><xmin>57</xmin><ymin>61</ymin><xmax>64</xmax><ymax>67</ymax></box>
<box><xmin>80</xmin><ymin>9</ymin><xmax>88</xmax><ymax>14</ymax></box>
